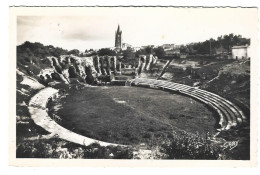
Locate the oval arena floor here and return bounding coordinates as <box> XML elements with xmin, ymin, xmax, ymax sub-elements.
<box><xmin>53</xmin><ymin>85</ymin><xmax>217</xmax><ymax>145</ymax></box>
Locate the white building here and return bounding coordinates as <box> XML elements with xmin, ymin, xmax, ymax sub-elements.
<box><xmin>162</xmin><ymin>44</ymin><xmax>175</xmax><ymax>51</ymax></box>
<box><xmin>232</xmin><ymin>45</ymin><xmax>250</xmax><ymax>59</ymax></box>
<box><xmin>165</xmin><ymin>49</ymin><xmax>180</xmax><ymax>56</ymax></box>
<box><xmin>132</xmin><ymin>47</ymin><xmax>141</xmax><ymax>52</ymax></box>
<box><xmin>122</xmin><ymin>43</ymin><xmax>132</xmax><ymax>50</ymax></box>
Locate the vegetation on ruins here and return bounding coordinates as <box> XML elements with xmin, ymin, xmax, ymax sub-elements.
<box><xmin>97</xmin><ymin>48</ymin><xmax>117</xmax><ymax>56</ymax></box>
<box><xmin>16</xmin><ymin>139</ymin><xmax>134</xmax><ymax>159</ymax></box>
<box><xmin>161</xmin><ymin>131</ymin><xmax>221</xmax><ymax>159</ymax></box>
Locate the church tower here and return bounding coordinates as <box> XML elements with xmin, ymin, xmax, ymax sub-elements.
<box><xmin>115</xmin><ymin>25</ymin><xmax>122</xmax><ymax>49</ymax></box>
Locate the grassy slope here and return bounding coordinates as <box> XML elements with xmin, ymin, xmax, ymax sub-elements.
<box><xmin>202</xmin><ymin>60</ymin><xmax>250</xmax><ymax>113</ymax></box>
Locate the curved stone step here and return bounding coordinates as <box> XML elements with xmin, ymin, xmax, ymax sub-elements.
<box><xmin>187</xmin><ymin>91</ymin><xmax>237</xmax><ymax>129</ymax></box>
<box><xmin>132</xmin><ymin>80</ymin><xmax>228</xmax><ymax>130</ymax></box>
<box><xmin>196</xmin><ymin>89</ymin><xmax>247</xmax><ymax>123</ymax></box>
<box><xmin>130</xmin><ymin>78</ymin><xmax>247</xmax><ymax>131</ymax></box>
<box><xmin>160</xmin><ymin>85</ymin><xmax>228</xmax><ymax>130</ymax></box>
<box><xmin>179</xmin><ymin>90</ymin><xmax>228</xmax><ymax>130</ymax></box>
<box><xmin>136</xmin><ymin>79</ymin><xmax>245</xmax><ymax>126</ymax></box>
<box><xmin>183</xmin><ymin>86</ymin><xmax>243</xmax><ymax>124</ymax></box>
<box><xmin>160</xmin><ymin>83</ymin><xmax>240</xmax><ymax>129</ymax></box>
<box><xmin>155</xmin><ymin>82</ymin><xmax>236</xmax><ymax>129</ymax></box>
<box><xmin>192</xmin><ymin>89</ymin><xmax>243</xmax><ymax>124</ymax></box>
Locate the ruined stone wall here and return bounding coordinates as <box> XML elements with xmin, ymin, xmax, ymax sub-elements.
<box><xmin>38</xmin><ymin>54</ymin><xmax>123</xmax><ymax>85</ymax></box>
<box><xmin>93</xmin><ymin>55</ymin><xmax>121</xmax><ymax>76</ymax></box>
<box><xmin>136</xmin><ymin>54</ymin><xmax>158</xmax><ymax>77</ymax></box>
<box><xmin>38</xmin><ymin>56</ymin><xmax>70</xmax><ymax>84</ymax></box>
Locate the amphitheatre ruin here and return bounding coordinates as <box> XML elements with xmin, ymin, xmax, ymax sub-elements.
<box><xmin>16</xmin><ymin>45</ymin><xmax>250</xmax><ymax>159</ymax></box>
<box><xmin>15</xmin><ymin>17</ymin><xmax>252</xmax><ymax>160</ymax></box>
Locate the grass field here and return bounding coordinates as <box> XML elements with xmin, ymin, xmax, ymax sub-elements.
<box><xmin>53</xmin><ymin>86</ymin><xmax>217</xmax><ymax>146</ymax></box>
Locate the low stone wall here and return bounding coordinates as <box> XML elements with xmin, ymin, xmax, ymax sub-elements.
<box><xmin>28</xmin><ymin>87</ymin><xmax>121</xmax><ymax>147</ymax></box>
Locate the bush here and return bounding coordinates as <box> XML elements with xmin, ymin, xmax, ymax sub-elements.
<box><xmin>143</xmin><ymin>133</ymin><xmax>152</xmax><ymax>139</ymax></box>
<box><xmin>16</xmin><ymin>140</ymin><xmax>134</xmax><ymax>159</ymax></box>
<box><xmin>162</xmin><ymin>131</ymin><xmax>221</xmax><ymax>159</ymax></box>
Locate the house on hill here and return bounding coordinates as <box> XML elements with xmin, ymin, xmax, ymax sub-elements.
<box><xmin>165</xmin><ymin>49</ymin><xmax>181</xmax><ymax>57</ymax></box>
<box><xmin>162</xmin><ymin>44</ymin><xmax>175</xmax><ymax>51</ymax></box>
<box><xmin>232</xmin><ymin>45</ymin><xmax>250</xmax><ymax>59</ymax></box>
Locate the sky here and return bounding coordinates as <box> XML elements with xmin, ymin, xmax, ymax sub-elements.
<box><xmin>17</xmin><ymin>8</ymin><xmax>257</xmax><ymax>52</ymax></box>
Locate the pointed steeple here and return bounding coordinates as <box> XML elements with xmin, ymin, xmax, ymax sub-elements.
<box><xmin>117</xmin><ymin>24</ymin><xmax>121</xmax><ymax>33</ymax></box>
<box><xmin>115</xmin><ymin>24</ymin><xmax>122</xmax><ymax>49</ymax></box>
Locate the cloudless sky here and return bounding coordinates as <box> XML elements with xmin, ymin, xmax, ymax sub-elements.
<box><xmin>17</xmin><ymin>7</ymin><xmax>257</xmax><ymax>52</ymax></box>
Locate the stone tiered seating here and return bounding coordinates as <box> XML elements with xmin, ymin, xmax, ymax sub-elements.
<box><xmin>129</xmin><ymin>78</ymin><xmax>247</xmax><ymax>131</ymax></box>
<box><xmin>111</xmin><ymin>75</ymin><xmax>132</xmax><ymax>86</ymax></box>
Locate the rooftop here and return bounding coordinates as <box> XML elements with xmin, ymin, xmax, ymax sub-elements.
<box><xmin>232</xmin><ymin>45</ymin><xmax>249</xmax><ymax>49</ymax></box>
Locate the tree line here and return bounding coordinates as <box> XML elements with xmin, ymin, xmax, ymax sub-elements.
<box><xmin>17</xmin><ymin>33</ymin><xmax>250</xmax><ymax>67</ymax></box>
<box><xmin>180</xmin><ymin>34</ymin><xmax>250</xmax><ymax>55</ymax></box>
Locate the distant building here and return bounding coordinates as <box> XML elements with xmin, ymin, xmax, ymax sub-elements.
<box><xmin>162</xmin><ymin>44</ymin><xmax>175</xmax><ymax>51</ymax></box>
<box><xmin>232</xmin><ymin>45</ymin><xmax>250</xmax><ymax>59</ymax></box>
<box><xmin>165</xmin><ymin>49</ymin><xmax>180</xmax><ymax>56</ymax></box>
<box><xmin>174</xmin><ymin>45</ymin><xmax>182</xmax><ymax>49</ymax></box>
<box><xmin>115</xmin><ymin>25</ymin><xmax>122</xmax><ymax>49</ymax></box>
<box><xmin>122</xmin><ymin>43</ymin><xmax>132</xmax><ymax>50</ymax></box>
<box><xmin>140</xmin><ymin>45</ymin><xmax>155</xmax><ymax>49</ymax></box>
<box><xmin>132</xmin><ymin>47</ymin><xmax>141</xmax><ymax>52</ymax></box>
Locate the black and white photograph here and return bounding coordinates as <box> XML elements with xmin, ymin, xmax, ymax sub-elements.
<box><xmin>9</xmin><ymin>6</ymin><xmax>258</xmax><ymax>165</ymax></box>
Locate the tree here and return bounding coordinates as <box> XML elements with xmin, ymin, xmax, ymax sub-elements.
<box><xmin>135</xmin><ymin>49</ymin><xmax>145</xmax><ymax>57</ymax></box>
<box><xmin>122</xmin><ymin>50</ymin><xmax>135</xmax><ymax>60</ymax></box>
<box><xmin>144</xmin><ymin>47</ymin><xmax>153</xmax><ymax>54</ymax></box>
<box><xmin>154</xmin><ymin>47</ymin><xmax>165</xmax><ymax>59</ymax></box>
<box><xmin>97</xmin><ymin>48</ymin><xmax>116</xmax><ymax>56</ymax></box>
<box><xmin>85</xmin><ymin>49</ymin><xmax>94</xmax><ymax>53</ymax></box>
<box><xmin>68</xmin><ymin>49</ymin><xmax>80</xmax><ymax>56</ymax></box>
<box><xmin>181</xmin><ymin>34</ymin><xmax>250</xmax><ymax>55</ymax></box>
<box><xmin>222</xmin><ymin>34</ymin><xmax>233</xmax><ymax>51</ymax></box>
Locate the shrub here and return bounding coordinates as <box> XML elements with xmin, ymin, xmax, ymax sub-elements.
<box><xmin>162</xmin><ymin>131</ymin><xmax>221</xmax><ymax>159</ymax></box>
<box><xmin>106</xmin><ymin>146</ymin><xmax>133</xmax><ymax>159</ymax></box>
<box><xmin>143</xmin><ymin>133</ymin><xmax>152</xmax><ymax>139</ymax></box>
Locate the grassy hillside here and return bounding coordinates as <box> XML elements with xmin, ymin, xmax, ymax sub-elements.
<box><xmin>201</xmin><ymin>60</ymin><xmax>250</xmax><ymax>115</ymax></box>
<box><xmin>17</xmin><ymin>41</ymin><xmax>69</xmax><ymax>75</ymax></box>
